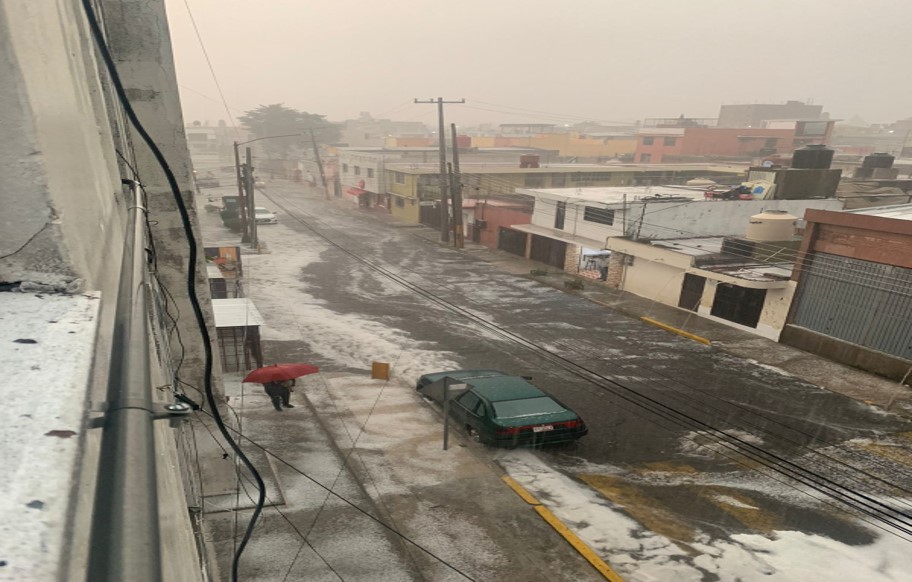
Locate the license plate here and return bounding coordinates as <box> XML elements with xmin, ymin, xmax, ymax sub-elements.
<box><xmin>532</xmin><ymin>425</ymin><xmax>554</xmax><ymax>432</ymax></box>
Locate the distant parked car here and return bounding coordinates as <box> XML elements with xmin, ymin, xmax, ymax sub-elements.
<box><xmin>254</xmin><ymin>206</ymin><xmax>277</xmax><ymax>224</ymax></box>
<box><xmin>416</xmin><ymin>369</ymin><xmax>587</xmax><ymax>447</ymax></box>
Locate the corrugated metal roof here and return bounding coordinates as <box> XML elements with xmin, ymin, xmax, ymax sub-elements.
<box><xmin>212</xmin><ymin>298</ymin><xmax>265</xmax><ymax>327</ymax></box>
<box><xmin>847</xmin><ymin>203</ymin><xmax>912</xmax><ymax>221</ymax></box>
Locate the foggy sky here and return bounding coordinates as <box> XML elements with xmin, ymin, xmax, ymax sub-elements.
<box><xmin>164</xmin><ymin>0</ymin><xmax>912</xmax><ymax>129</ymax></box>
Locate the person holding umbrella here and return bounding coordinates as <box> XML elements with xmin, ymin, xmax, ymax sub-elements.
<box><xmin>242</xmin><ymin>363</ymin><xmax>320</xmax><ymax>412</ymax></box>
<box><xmin>263</xmin><ymin>379</ymin><xmax>295</xmax><ymax>411</ymax></box>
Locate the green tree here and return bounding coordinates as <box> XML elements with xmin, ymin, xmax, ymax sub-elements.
<box><xmin>237</xmin><ymin>104</ymin><xmax>340</xmax><ymax>158</ymax></box>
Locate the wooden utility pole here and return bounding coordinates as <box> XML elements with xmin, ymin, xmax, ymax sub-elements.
<box><xmin>450</xmin><ymin>123</ymin><xmax>464</xmax><ymax>248</ymax></box>
<box><xmin>414</xmin><ymin>97</ymin><xmax>464</xmax><ymax>242</ymax></box>
<box><xmin>245</xmin><ymin>147</ymin><xmax>258</xmax><ymax>249</ymax></box>
<box><xmin>308</xmin><ymin>128</ymin><xmax>328</xmax><ymax>199</ymax></box>
<box><xmin>234</xmin><ymin>141</ymin><xmax>251</xmax><ymax>243</ymax></box>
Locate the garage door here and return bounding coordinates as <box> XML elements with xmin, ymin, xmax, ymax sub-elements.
<box><xmin>792</xmin><ymin>253</ymin><xmax>912</xmax><ymax>361</ymax></box>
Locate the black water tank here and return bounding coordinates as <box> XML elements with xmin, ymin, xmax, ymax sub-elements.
<box><xmin>861</xmin><ymin>152</ymin><xmax>895</xmax><ymax>169</ymax></box>
<box><xmin>791</xmin><ymin>144</ymin><xmax>834</xmax><ymax>169</ymax></box>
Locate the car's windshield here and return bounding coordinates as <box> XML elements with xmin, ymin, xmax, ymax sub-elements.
<box><xmin>255</xmin><ymin>208</ymin><xmax>270</xmax><ymax>214</ymax></box>
<box><xmin>492</xmin><ymin>397</ymin><xmax>565</xmax><ymax>419</ymax></box>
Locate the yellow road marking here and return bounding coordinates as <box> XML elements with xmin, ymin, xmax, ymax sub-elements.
<box><xmin>640</xmin><ymin>317</ymin><xmax>711</xmax><ymax>345</ymax></box>
<box><xmin>698</xmin><ymin>486</ymin><xmax>783</xmax><ymax>533</ymax></box>
<box><xmin>501</xmin><ymin>476</ymin><xmax>625</xmax><ymax>581</ymax></box>
<box><xmin>534</xmin><ymin>505</ymin><xmax>626</xmax><ymax>582</ymax></box>
<box><xmin>501</xmin><ymin>476</ymin><xmax>541</xmax><ymax>505</ymax></box>
<box><xmin>638</xmin><ymin>461</ymin><xmax>698</xmax><ymax>474</ymax></box>
<box><xmin>581</xmin><ymin>474</ymin><xmax>696</xmax><ymax>543</ymax></box>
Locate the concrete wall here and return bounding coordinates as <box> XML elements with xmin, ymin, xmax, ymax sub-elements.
<box><xmin>1</xmin><ymin>1</ymin><xmax>215</xmax><ymax>579</ymax></box>
<box><xmin>630</xmin><ymin>199</ymin><xmax>843</xmax><ymax>239</ymax></box>
<box><xmin>531</xmin><ymin>197</ymin><xmax>842</xmax><ymax>244</ymax></box>
<box><xmin>0</xmin><ymin>0</ymin><xmax>126</xmax><ymax>293</ymax></box>
<box><xmin>623</xmin><ymin>256</ymin><xmax>685</xmax><ymax>305</ymax></box>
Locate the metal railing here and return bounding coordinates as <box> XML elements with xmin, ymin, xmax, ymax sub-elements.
<box><xmin>87</xmin><ymin>185</ymin><xmax>162</xmax><ymax>581</ymax></box>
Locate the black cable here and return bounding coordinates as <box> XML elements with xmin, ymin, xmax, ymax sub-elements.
<box><xmin>264</xmin><ymin>190</ymin><xmax>912</xmax><ymax>537</ymax></box>
<box><xmin>194</xmin><ymin>412</ymin><xmax>344</xmax><ymax>580</ymax></box>
<box><xmin>195</xmin><ymin>410</ymin><xmax>477</xmax><ymax>580</ymax></box>
<box><xmin>80</xmin><ymin>3</ymin><xmax>266</xmax><ymax>580</ymax></box>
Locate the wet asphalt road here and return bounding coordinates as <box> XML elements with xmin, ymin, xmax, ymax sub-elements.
<box><xmin>256</xmin><ymin>184</ymin><xmax>912</xmax><ymax>551</ymax></box>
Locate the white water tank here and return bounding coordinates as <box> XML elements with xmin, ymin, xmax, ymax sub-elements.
<box><xmin>745</xmin><ymin>209</ymin><xmax>797</xmax><ymax>242</ymax></box>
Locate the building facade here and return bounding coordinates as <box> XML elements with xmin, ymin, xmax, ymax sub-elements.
<box><xmin>718</xmin><ymin>101</ymin><xmax>824</xmax><ymax>128</ymax></box>
<box><xmin>781</xmin><ymin>206</ymin><xmax>912</xmax><ymax>380</ymax></box>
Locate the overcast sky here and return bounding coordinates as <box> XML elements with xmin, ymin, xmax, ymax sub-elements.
<box><xmin>164</xmin><ymin>0</ymin><xmax>912</xmax><ymax>129</ymax></box>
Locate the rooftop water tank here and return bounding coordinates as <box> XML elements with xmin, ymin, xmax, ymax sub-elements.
<box><xmin>791</xmin><ymin>144</ymin><xmax>834</xmax><ymax>169</ymax></box>
<box><xmin>745</xmin><ymin>209</ymin><xmax>798</xmax><ymax>242</ymax></box>
<box><xmin>861</xmin><ymin>152</ymin><xmax>895</xmax><ymax>169</ymax></box>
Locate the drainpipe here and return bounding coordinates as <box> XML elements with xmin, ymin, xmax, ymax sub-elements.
<box><xmin>88</xmin><ymin>185</ymin><xmax>162</xmax><ymax>581</ymax></box>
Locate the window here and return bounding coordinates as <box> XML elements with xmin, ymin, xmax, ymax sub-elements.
<box><xmin>797</xmin><ymin>121</ymin><xmax>828</xmax><ymax>136</ymax></box>
<box><xmin>584</xmin><ymin>206</ymin><xmax>615</xmax><ymax>226</ymax></box>
<box><xmin>642</xmin><ymin>137</ymin><xmax>654</xmax><ymax>145</ymax></box>
<box><xmin>367</xmin><ymin>168</ymin><xmax>374</xmax><ymax>178</ymax></box>
<box><xmin>492</xmin><ymin>397</ymin><xmax>565</xmax><ymax>419</ymax></box>
<box><xmin>554</xmin><ymin>201</ymin><xmax>566</xmax><ymax>229</ymax></box>
<box><xmin>342</xmin><ymin>163</ymin><xmax>349</xmax><ymax>172</ymax></box>
<box><xmin>552</xmin><ymin>173</ymin><xmax>566</xmax><ymax>187</ymax></box>
<box><xmin>524</xmin><ymin>174</ymin><xmax>544</xmax><ymax>187</ymax></box>
<box><xmin>574</xmin><ymin>172</ymin><xmax>595</xmax><ymax>183</ymax></box>
<box><xmin>640</xmin><ymin>153</ymin><xmax>652</xmax><ymax>162</ymax></box>
<box><xmin>395</xmin><ymin>196</ymin><xmax>405</xmax><ymax>208</ymax></box>
<box><xmin>664</xmin><ymin>137</ymin><xmax>677</xmax><ymax>146</ymax></box>
<box><xmin>395</xmin><ymin>172</ymin><xmax>406</xmax><ymax>184</ymax></box>
<box><xmin>354</xmin><ymin>166</ymin><xmax>361</xmax><ymax>175</ymax></box>
<box><xmin>457</xmin><ymin>391</ymin><xmax>481</xmax><ymax>412</ymax></box>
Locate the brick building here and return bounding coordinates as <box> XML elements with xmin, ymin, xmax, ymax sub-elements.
<box><xmin>781</xmin><ymin>205</ymin><xmax>912</xmax><ymax>380</ymax></box>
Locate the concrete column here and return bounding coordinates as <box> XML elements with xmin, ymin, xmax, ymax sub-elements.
<box><xmin>606</xmin><ymin>252</ymin><xmax>626</xmax><ymax>288</ymax></box>
<box><xmin>99</xmin><ymin>0</ymin><xmax>224</xmax><ymax>400</ymax></box>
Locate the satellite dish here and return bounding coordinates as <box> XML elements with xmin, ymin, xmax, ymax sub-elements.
<box><xmin>761</xmin><ymin>160</ymin><xmax>774</xmax><ymax>168</ymax></box>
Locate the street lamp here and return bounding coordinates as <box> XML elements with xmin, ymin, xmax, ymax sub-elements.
<box><xmin>233</xmin><ymin>133</ymin><xmax>302</xmax><ymax>248</ymax></box>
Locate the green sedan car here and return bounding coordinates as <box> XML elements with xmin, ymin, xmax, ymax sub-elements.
<box><xmin>416</xmin><ymin>369</ymin><xmax>588</xmax><ymax>447</ymax></box>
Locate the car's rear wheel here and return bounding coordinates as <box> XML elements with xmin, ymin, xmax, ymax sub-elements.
<box><xmin>466</xmin><ymin>426</ymin><xmax>482</xmax><ymax>443</ymax></box>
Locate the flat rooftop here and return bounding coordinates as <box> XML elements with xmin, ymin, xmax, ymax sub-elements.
<box><xmin>386</xmin><ymin>163</ymin><xmax>748</xmax><ymax>175</ymax></box>
<box><xmin>518</xmin><ymin>185</ymin><xmax>708</xmax><ymax>204</ymax></box>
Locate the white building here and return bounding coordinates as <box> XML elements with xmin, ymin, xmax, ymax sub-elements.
<box><xmin>510</xmin><ymin>186</ymin><xmax>844</xmax><ymax>336</ymax></box>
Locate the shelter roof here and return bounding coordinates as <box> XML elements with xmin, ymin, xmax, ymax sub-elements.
<box><xmin>212</xmin><ymin>298</ymin><xmax>265</xmax><ymax>327</ymax></box>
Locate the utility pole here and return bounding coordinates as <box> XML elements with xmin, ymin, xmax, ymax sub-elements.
<box><xmin>450</xmin><ymin>123</ymin><xmax>464</xmax><ymax>248</ymax></box>
<box><xmin>414</xmin><ymin>97</ymin><xmax>464</xmax><ymax>242</ymax></box>
<box><xmin>245</xmin><ymin>147</ymin><xmax>258</xmax><ymax>249</ymax></box>
<box><xmin>308</xmin><ymin>128</ymin><xmax>328</xmax><ymax>199</ymax></box>
<box><xmin>234</xmin><ymin>141</ymin><xmax>251</xmax><ymax>243</ymax></box>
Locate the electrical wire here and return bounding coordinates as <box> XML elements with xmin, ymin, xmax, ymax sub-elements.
<box><xmin>262</xmin><ymin>189</ymin><xmax>912</xmax><ymax>539</ymax></box>
<box><xmin>438</xmin><ymin>171</ymin><xmax>912</xmax><ymax>293</ymax></box>
<box><xmin>194</xmin><ymin>410</ymin><xmax>478</xmax><ymax>580</ymax></box>
<box><xmin>192</xmin><ymin>412</ymin><xmax>344</xmax><ymax>581</ymax></box>
<box><xmin>179</xmin><ymin>0</ymin><xmax>241</xmax><ymax>138</ymax></box>
<box><xmin>79</xmin><ymin>3</ymin><xmax>265</xmax><ymax>581</ymax></box>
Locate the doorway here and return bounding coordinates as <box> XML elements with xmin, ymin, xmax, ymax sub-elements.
<box><xmin>710</xmin><ymin>284</ymin><xmax>766</xmax><ymax>328</ymax></box>
<box><xmin>678</xmin><ymin>274</ymin><xmax>706</xmax><ymax>312</ymax></box>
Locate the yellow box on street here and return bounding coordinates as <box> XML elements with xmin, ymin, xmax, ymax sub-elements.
<box><xmin>371</xmin><ymin>361</ymin><xmax>390</xmax><ymax>380</ymax></box>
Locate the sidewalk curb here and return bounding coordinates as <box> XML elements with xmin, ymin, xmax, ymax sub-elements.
<box><xmin>500</xmin><ymin>476</ymin><xmax>625</xmax><ymax>582</ymax></box>
<box><xmin>639</xmin><ymin>316</ymin><xmax>712</xmax><ymax>345</ymax></box>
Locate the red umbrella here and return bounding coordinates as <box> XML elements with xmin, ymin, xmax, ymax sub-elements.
<box><xmin>243</xmin><ymin>363</ymin><xmax>320</xmax><ymax>384</ymax></box>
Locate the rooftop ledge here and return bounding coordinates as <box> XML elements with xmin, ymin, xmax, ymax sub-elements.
<box><xmin>0</xmin><ymin>292</ymin><xmax>99</xmax><ymax>580</ymax></box>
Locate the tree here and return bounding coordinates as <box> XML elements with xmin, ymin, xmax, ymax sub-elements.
<box><xmin>237</xmin><ymin>104</ymin><xmax>340</xmax><ymax>158</ymax></box>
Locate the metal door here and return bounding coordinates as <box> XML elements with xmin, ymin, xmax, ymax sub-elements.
<box><xmin>792</xmin><ymin>253</ymin><xmax>912</xmax><ymax>360</ymax></box>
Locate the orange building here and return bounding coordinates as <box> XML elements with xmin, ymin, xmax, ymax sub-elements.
<box><xmin>635</xmin><ymin>127</ymin><xmax>796</xmax><ymax>163</ymax></box>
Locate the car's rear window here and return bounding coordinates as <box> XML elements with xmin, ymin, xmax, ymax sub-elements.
<box><xmin>492</xmin><ymin>397</ymin><xmax>565</xmax><ymax>419</ymax></box>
